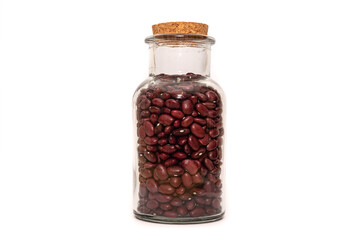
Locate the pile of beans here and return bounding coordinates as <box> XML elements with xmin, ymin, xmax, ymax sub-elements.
<box><xmin>135</xmin><ymin>73</ymin><xmax>223</xmax><ymax>218</ymax></box>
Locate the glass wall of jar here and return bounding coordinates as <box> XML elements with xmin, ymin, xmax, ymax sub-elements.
<box><xmin>133</xmin><ymin>22</ymin><xmax>225</xmax><ymax>224</ymax></box>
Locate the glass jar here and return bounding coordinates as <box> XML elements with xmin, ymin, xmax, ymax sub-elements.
<box><xmin>133</xmin><ymin>22</ymin><xmax>225</xmax><ymax>224</ymax></box>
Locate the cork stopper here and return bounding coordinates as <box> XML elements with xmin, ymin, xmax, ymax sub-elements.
<box><xmin>152</xmin><ymin>22</ymin><xmax>208</xmax><ymax>35</ymax></box>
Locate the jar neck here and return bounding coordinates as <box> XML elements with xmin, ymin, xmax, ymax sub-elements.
<box><xmin>149</xmin><ymin>43</ymin><xmax>211</xmax><ymax>77</ymax></box>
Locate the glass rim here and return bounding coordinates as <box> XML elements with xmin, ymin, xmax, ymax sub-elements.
<box><xmin>145</xmin><ymin>34</ymin><xmax>215</xmax><ymax>45</ymax></box>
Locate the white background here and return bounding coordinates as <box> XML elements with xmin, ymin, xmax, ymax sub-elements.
<box><xmin>1</xmin><ymin>0</ymin><xmax>360</xmax><ymax>239</ymax></box>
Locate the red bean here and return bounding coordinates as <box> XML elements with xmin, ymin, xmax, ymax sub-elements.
<box><xmin>144</xmin><ymin>121</ymin><xmax>155</xmax><ymax>137</ymax></box>
<box><xmin>182</xmin><ymin>172</ymin><xmax>193</xmax><ymax>188</ymax></box>
<box><xmin>138</xmin><ymin>126</ymin><xmax>146</xmax><ymax>139</ymax></box>
<box><xmin>158</xmin><ymin>114</ymin><xmax>175</xmax><ymax>126</ymax></box>
<box><xmin>167</xmin><ymin>166</ymin><xmax>184</xmax><ymax>176</ymax></box>
<box><xmin>195</xmin><ymin>103</ymin><xmax>209</xmax><ymax>116</ymax></box>
<box><xmin>144</xmin><ymin>151</ymin><xmax>156</xmax><ymax>163</ymax></box>
<box><xmin>165</xmin><ymin>99</ymin><xmax>180</xmax><ymax>109</ymax></box>
<box><xmin>181</xmin><ymin>99</ymin><xmax>193</xmax><ymax>115</ymax></box>
<box><xmin>209</xmin><ymin>128</ymin><xmax>219</xmax><ymax>138</ymax></box>
<box><xmin>190</xmin><ymin>123</ymin><xmax>205</xmax><ymax>138</ymax></box>
<box><xmin>146</xmin><ymin>200</ymin><xmax>159</xmax><ymax>209</ymax></box>
<box><xmin>199</xmin><ymin>134</ymin><xmax>210</xmax><ymax>145</ymax></box>
<box><xmin>172</xmin><ymin>128</ymin><xmax>190</xmax><ymax>136</ymax></box>
<box><xmin>177</xmin><ymin>206</ymin><xmax>188</xmax><ymax>216</ymax></box>
<box><xmin>155</xmin><ymin>194</ymin><xmax>173</xmax><ymax>203</ymax></box>
<box><xmin>160</xmin><ymin>144</ymin><xmax>176</xmax><ymax>154</ymax></box>
<box><xmin>152</xmin><ymin>98</ymin><xmax>164</xmax><ymax>107</ymax></box>
<box><xmin>160</xmin><ymin>203</ymin><xmax>173</xmax><ymax>211</ymax></box>
<box><xmin>181</xmin><ymin>159</ymin><xmax>199</xmax><ymax>175</ymax></box>
<box><xmin>154</xmin><ymin>164</ymin><xmax>168</xmax><ymax>181</ymax></box>
<box><xmin>204</xmin><ymin>158</ymin><xmax>215</xmax><ymax>171</ymax></box>
<box><xmin>189</xmin><ymin>207</ymin><xmax>205</xmax><ymax>217</ymax></box>
<box><xmin>144</xmin><ymin>136</ymin><xmax>158</xmax><ymax>145</ymax></box>
<box><xmin>181</xmin><ymin>116</ymin><xmax>194</xmax><ymax>127</ymax></box>
<box><xmin>170</xmin><ymin>198</ymin><xmax>183</xmax><ymax>207</ymax></box>
<box><xmin>164</xmin><ymin>211</ymin><xmax>178</xmax><ymax>217</ymax></box>
<box><xmin>140</xmin><ymin>168</ymin><xmax>152</xmax><ymax>178</ymax></box>
<box><xmin>188</xmin><ymin>135</ymin><xmax>200</xmax><ymax>151</ymax></box>
<box><xmin>146</xmin><ymin>178</ymin><xmax>158</xmax><ymax>193</ymax></box>
<box><xmin>186</xmin><ymin>199</ymin><xmax>196</xmax><ymax>210</ymax></box>
<box><xmin>171</xmin><ymin>110</ymin><xmax>185</xmax><ymax>119</ymax></box>
<box><xmin>212</xmin><ymin>199</ymin><xmax>221</xmax><ymax>209</ymax></box>
<box><xmin>169</xmin><ymin>177</ymin><xmax>181</xmax><ymax>188</ymax></box>
<box><xmin>159</xmin><ymin>184</ymin><xmax>175</xmax><ymax>195</ymax></box>
<box><xmin>172</xmin><ymin>152</ymin><xmax>187</xmax><ymax>160</ymax></box>
<box><xmin>206</xmin><ymin>140</ymin><xmax>217</xmax><ymax>151</ymax></box>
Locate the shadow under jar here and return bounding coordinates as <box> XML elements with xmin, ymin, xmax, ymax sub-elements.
<box><xmin>133</xmin><ymin>22</ymin><xmax>225</xmax><ymax>224</ymax></box>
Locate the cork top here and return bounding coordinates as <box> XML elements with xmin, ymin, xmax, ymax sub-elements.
<box><xmin>152</xmin><ymin>22</ymin><xmax>208</xmax><ymax>35</ymax></box>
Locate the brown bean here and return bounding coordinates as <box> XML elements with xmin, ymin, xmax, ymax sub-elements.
<box><xmin>190</xmin><ymin>123</ymin><xmax>205</xmax><ymax>138</ymax></box>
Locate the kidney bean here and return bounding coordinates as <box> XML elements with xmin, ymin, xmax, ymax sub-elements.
<box><xmin>170</xmin><ymin>198</ymin><xmax>183</xmax><ymax>207</ymax></box>
<box><xmin>159</xmin><ymin>184</ymin><xmax>175</xmax><ymax>195</ymax></box>
<box><xmin>190</xmin><ymin>148</ymin><xmax>206</xmax><ymax>159</ymax></box>
<box><xmin>212</xmin><ymin>199</ymin><xmax>221</xmax><ymax>209</ymax></box>
<box><xmin>139</xmin><ymin>183</ymin><xmax>148</xmax><ymax>197</ymax></box>
<box><xmin>172</xmin><ymin>128</ymin><xmax>190</xmax><ymax>136</ymax></box>
<box><xmin>181</xmin><ymin>172</ymin><xmax>193</xmax><ymax>188</ymax></box>
<box><xmin>192</xmin><ymin>173</ymin><xmax>203</xmax><ymax>184</ymax></box>
<box><xmin>181</xmin><ymin>159</ymin><xmax>199</xmax><ymax>175</ymax></box>
<box><xmin>159</xmin><ymin>144</ymin><xmax>176</xmax><ymax>154</ymax></box>
<box><xmin>189</xmin><ymin>207</ymin><xmax>205</xmax><ymax>217</ymax></box>
<box><xmin>173</xmin><ymin>120</ymin><xmax>181</xmax><ymax>128</ymax></box>
<box><xmin>160</xmin><ymin>203</ymin><xmax>173</xmax><ymax>211</ymax></box>
<box><xmin>158</xmin><ymin>114</ymin><xmax>175</xmax><ymax>126</ymax></box>
<box><xmin>184</xmin><ymin>144</ymin><xmax>191</xmax><ymax>155</ymax></box>
<box><xmin>138</xmin><ymin>126</ymin><xmax>146</xmax><ymax>139</ymax></box>
<box><xmin>164</xmin><ymin>211</ymin><xmax>178</xmax><ymax>217</ymax></box>
<box><xmin>188</xmin><ymin>135</ymin><xmax>200</xmax><ymax>151</ymax></box>
<box><xmin>144</xmin><ymin>136</ymin><xmax>158</xmax><ymax>145</ymax></box>
<box><xmin>205</xmin><ymin>91</ymin><xmax>218</xmax><ymax>102</ymax></box>
<box><xmin>208</xmin><ymin>110</ymin><xmax>218</xmax><ymax>118</ymax></box>
<box><xmin>209</xmin><ymin>128</ymin><xmax>219</xmax><ymax>138</ymax></box>
<box><xmin>177</xmin><ymin>136</ymin><xmax>187</xmax><ymax>145</ymax></box>
<box><xmin>144</xmin><ymin>151</ymin><xmax>156</xmax><ymax>163</ymax></box>
<box><xmin>164</xmin><ymin>158</ymin><xmax>177</xmax><ymax>167</ymax></box>
<box><xmin>172</xmin><ymin>152</ymin><xmax>187</xmax><ymax>160</ymax></box>
<box><xmin>194</xmin><ymin>117</ymin><xmax>206</xmax><ymax>125</ymax></box>
<box><xmin>169</xmin><ymin>177</ymin><xmax>181</xmax><ymax>188</ymax></box>
<box><xmin>177</xmin><ymin>206</ymin><xmax>188</xmax><ymax>216</ymax></box>
<box><xmin>206</xmin><ymin>118</ymin><xmax>216</xmax><ymax>129</ymax></box>
<box><xmin>152</xmin><ymin>98</ymin><xmax>164</xmax><ymax>107</ymax></box>
<box><xmin>181</xmin><ymin>116</ymin><xmax>194</xmax><ymax>127</ymax></box>
<box><xmin>195</xmin><ymin>92</ymin><xmax>207</xmax><ymax>102</ymax></box>
<box><xmin>195</xmin><ymin>103</ymin><xmax>209</xmax><ymax>116</ymax></box>
<box><xmin>171</xmin><ymin>110</ymin><xmax>185</xmax><ymax>119</ymax></box>
<box><xmin>146</xmin><ymin>200</ymin><xmax>159</xmax><ymax>209</ymax></box>
<box><xmin>208</xmin><ymin>149</ymin><xmax>218</xmax><ymax>160</ymax></box>
<box><xmin>154</xmin><ymin>164</ymin><xmax>168</xmax><ymax>181</ymax></box>
<box><xmin>165</xmin><ymin>99</ymin><xmax>180</xmax><ymax>109</ymax></box>
<box><xmin>204</xmin><ymin>158</ymin><xmax>215</xmax><ymax>171</ymax></box>
<box><xmin>190</xmin><ymin>123</ymin><xmax>205</xmax><ymax>138</ymax></box>
<box><xmin>203</xmin><ymin>102</ymin><xmax>216</xmax><ymax>109</ymax></box>
<box><xmin>186</xmin><ymin>199</ymin><xmax>196</xmax><ymax>211</ymax></box>
<box><xmin>140</xmin><ymin>98</ymin><xmax>151</xmax><ymax>109</ymax></box>
<box><xmin>146</xmin><ymin>178</ymin><xmax>158</xmax><ymax>193</ymax></box>
<box><xmin>206</xmin><ymin>140</ymin><xmax>217</xmax><ymax>151</ymax></box>
<box><xmin>155</xmin><ymin>194</ymin><xmax>173</xmax><ymax>203</ymax></box>
<box><xmin>167</xmin><ymin>166</ymin><xmax>184</xmax><ymax>176</ymax></box>
<box><xmin>140</xmin><ymin>168</ymin><xmax>152</xmax><ymax>178</ymax></box>
<box><xmin>181</xmin><ymin>99</ymin><xmax>193</xmax><ymax>115</ymax></box>
<box><xmin>176</xmin><ymin>186</ymin><xmax>186</xmax><ymax>195</ymax></box>
<box><xmin>199</xmin><ymin>134</ymin><xmax>210</xmax><ymax>145</ymax></box>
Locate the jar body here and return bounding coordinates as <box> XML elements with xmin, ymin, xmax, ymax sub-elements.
<box><xmin>133</xmin><ymin>73</ymin><xmax>225</xmax><ymax>223</ymax></box>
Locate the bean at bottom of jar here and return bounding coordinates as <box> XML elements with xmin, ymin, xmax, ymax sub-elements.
<box><xmin>137</xmin><ymin>183</ymin><xmax>222</xmax><ymax>218</ymax></box>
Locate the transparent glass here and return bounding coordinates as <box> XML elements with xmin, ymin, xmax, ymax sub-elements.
<box><xmin>133</xmin><ymin>34</ymin><xmax>225</xmax><ymax>223</ymax></box>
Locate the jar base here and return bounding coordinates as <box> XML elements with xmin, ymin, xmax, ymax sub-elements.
<box><xmin>134</xmin><ymin>210</ymin><xmax>225</xmax><ymax>224</ymax></box>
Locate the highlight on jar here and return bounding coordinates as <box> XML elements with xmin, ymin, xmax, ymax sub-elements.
<box><xmin>132</xmin><ymin>22</ymin><xmax>225</xmax><ymax>224</ymax></box>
